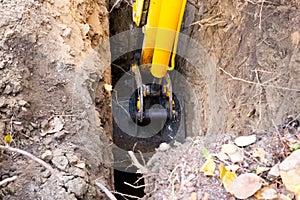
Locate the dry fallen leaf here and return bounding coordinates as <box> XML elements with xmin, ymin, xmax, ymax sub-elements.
<box><xmin>291</xmin><ymin>31</ymin><xmax>300</xmax><ymax>47</ymax></box>
<box><xmin>267</xmin><ymin>164</ymin><xmax>280</xmax><ymax>179</ymax></box>
<box><xmin>254</xmin><ymin>186</ymin><xmax>279</xmax><ymax>199</ymax></box>
<box><xmin>189</xmin><ymin>192</ymin><xmax>197</xmax><ymax>200</ymax></box>
<box><xmin>221</xmin><ymin>143</ymin><xmax>238</xmax><ymax>154</ymax></box>
<box><xmin>234</xmin><ymin>134</ymin><xmax>256</xmax><ymax>147</ymax></box>
<box><xmin>219</xmin><ymin>163</ymin><xmax>237</xmax><ymax>192</ymax></box>
<box><xmin>221</xmin><ymin>143</ymin><xmax>244</xmax><ymax>163</ymax></box>
<box><xmin>201</xmin><ymin>157</ymin><xmax>216</xmax><ymax>176</ymax></box>
<box><xmin>201</xmin><ymin>192</ymin><xmax>209</xmax><ymax>200</ymax></box>
<box><xmin>41</xmin><ymin>116</ymin><xmax>64</xmax><ymax>136</ymax></box>
<box><xmin>225</xmin><ymin>165</ymin><xmax>240</xmax><ymax>173</ymax></box>
<box><xmin>252</xmin><ymin>147</ymin><xmax>266</xmax><ymax>163</ymax></box>
<box><xmin>280</xmin><ymin>150</ymin><xmax>300</xmax><ymax>195</ymax></box>
<box><xmin>3</xmin><ymin>133</ymin><xmax>12</xmax><ymax>145</ymax></box>
<box><xmin>279</xmin><ymin>194</ymin><xmax>293</xmax><ymax>200</ymax></box>
<box><xmin>228</xmin><ymin>173</ymin><xmax>262</xmax><ymax>199</ymax></box>
<box><xmin>256</xmin><ymin>166</ymin><xmax>270</xmax><ymax>175</ymax></box>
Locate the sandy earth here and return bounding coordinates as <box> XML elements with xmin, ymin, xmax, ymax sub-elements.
<box><xmin>0</xmin><ymin>0</ymin><xmax>300</xmax><ymax>199</ymax></box>
<box><xmin>0</xmin><ymin>0</ymin><xmax>112</xmax><ymax>199</ymax></box>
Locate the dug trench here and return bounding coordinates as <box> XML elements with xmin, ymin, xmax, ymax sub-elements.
<box><xmin>108</xmin><ymin>1</ymin><xmax>193</xmax><ymax>198</ymax></box>
<box><xmin>110</xmin><ymin>2</ymin><xmax>193</xmax><ymax>199</ymax></box>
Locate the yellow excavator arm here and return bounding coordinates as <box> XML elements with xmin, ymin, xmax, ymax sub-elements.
<box><xmin>133</xmin><ymin>0</ymin><xmax>187</xmax><ymax>78</ymax></box>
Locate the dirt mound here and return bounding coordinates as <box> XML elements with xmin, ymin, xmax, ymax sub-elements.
<box><xmin>143</xmin><ymin>117</ymin><xmax>300</xmax><ymax>199</ymax></box>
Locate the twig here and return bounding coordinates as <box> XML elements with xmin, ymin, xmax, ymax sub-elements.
<box><xmin>0</xmin><ymin>145</ymin><xmax>55</xmax><ymax>175</ymax></box>
<box><xmin>180</xmin><ymin>161</ymin><xmax>186</xmax><ymax>190</ymax></box>
<box><xmin>113</xmin><ymin>90</ymin><xmax>131</xmax><ymax>118</ymax></box>
<box><xmin>219</xmin><ymin>67</ymin><xmax>300</xmax><ymax>92</ymax></box>
<box><xmin>0</xmin><ymin>175</ymin><xmax>17</xmax><ymax>186</ymax></box>
<box><xmin>112</xmin><ymin>63</ymin><xmax>134</xmax><ymax>78</ymax></box>
<box><xmin>258</xmin><ymin>0</ymin><xmax>265</xmax><ymax>30</ymax></box>
<box><xmin>254</xmin><ymin>69</ymin><xmax>263</xmax><ymax>128</ymax></box>
<box><xmin>95</xmin><ymin>181</ymin><xmax>117</xmax><ymax>200</ymax></box>
<box><xmin>124</xmin><ymin>181</ymin><xmax>146</xmax><ymax>189</ymax></box>
<box><xmin>113</xmin><ymin>191</ymin><xmax>141</xmax><ymax>199</ymax></box>
<box><xmin>109</xmin><ymin>0</ymin><xmax>132</xmax><ymax>13</ymax></box>
<box><xmin>168</xmin><ymin>164</ymin><xmax>180</xmax><ymax>199</ymax></box>
<box><xmin>128</xmin><ymin>151</ymin><xmax>148</xmax><ymax>174</ymax></box>
<box><xmin>271</xmin><ymin>119</ymin><xmax>286</xmax><ymax>155</ymax></box>
<box><xmin>138</xmin><ymin>150</ymin><xmax>146</xmax><ymax>166</ymax></box>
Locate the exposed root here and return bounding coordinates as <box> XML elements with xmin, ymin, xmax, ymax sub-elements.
<box><xmin>95</xmin><ymin>181</ymin><xmax>117</xmax><ymax>200</ymax></box>
<box><xmin>0</xmin><ymin>145</ymin><xmax>55</xmax><ymax>175</ymax></box>
<box><xmin>219</xmin><ymin>67</ymin><xmax>300</xmax><ymax>92</ymax></box>
<box><xmin>128</xmin><ymin>151</ymin><xmax>148</xmax><ymax>174</ymax></box>
<box><xmin>0</xmin><ymin>176</ymin><xmax>18</xmax><ymax>186</ymax></box>
<box><xmin>113</xmin><ymin>191</ymin><xmax>141</xmax><ymax>199</ymax></box>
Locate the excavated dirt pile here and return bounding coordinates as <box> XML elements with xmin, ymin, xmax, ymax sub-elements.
<box><xmin>0</xmin><ymin>0</ymin><xmax>112</xmax><ymax>199</ymax></box>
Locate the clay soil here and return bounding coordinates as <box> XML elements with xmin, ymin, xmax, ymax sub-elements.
<box><xmin>0</xmin><ymin>0</ymin><xmax>300</xmax><ymax>200</ymax></box>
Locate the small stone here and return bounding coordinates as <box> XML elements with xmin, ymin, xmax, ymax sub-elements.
<box><xmin>0</xmin><ymin>121</ymin><xmax>5</xmax><ymax>134</ymax></box>
<box><xmin>3</xmin><ymin>84</ymin><xmax>12</xmax><ymax>94</ymax></box>
<box><xmin>33</xmin><ymin>135</ymin><xmax>40</xmax><ymax>143</ymax></box>
<box><xmin>30</xmin><ymin>122</ymin><xmax>38</xmax><ymax>128</ymax></box>
<box><xmin>0</xmin><ymin>97</ymin><xmax>5</xmax><ymax>107</ymax></box>
<box><xmin>69</xmin><ymin>51</ymin><xmax>77</xmax><ymax>57</ymax></box>
<box><xmin>4</xmin><ymin>29</ymin><xmax>15</xmax><ymax>38</ymax></box>
<box><xmin>68</xmin><ymin>167</ymin><xmax>85</xmax><ymax>178</ymax></box>
<box><xmin>18</xmin><ymin>100</ymin><xmax>28</xmax><ymax>106</ymax></box>
<box><xmin>42</xmin><ymin>169</ymin><xmax>51</xmax><ymax>178</ymax></box>
<box><xmin>52</xmin><ymin>155</ymin><xmax>69</xmax><ymax>170</ymax></box>
<box><xmin>0</xmin><ymin>62</ymin><xmax>4</xmax><ymax>69</ymax></box>
<box><xmin>79</xmin><ymin>24</ymin><xmax>90</xmax><ymax>36</ymax></box>
<box><xmin>54</xmin><ymin>130</ymin><xmax>68</xmax><ymax>140</ymax></box>
<box><xmin>41</xmin><ymin>119</ymin><xmax>49</xmax><ymax>129</ymax></box>
<box><xmin>61</xmin><ymin>95</ymin><xmax>67</xmax><ymax>103</ymax></box>
<box><xmin>65</xmin><ymin>177</ymin><xmax>88</xmax><ymax>198</ymax></box>
<box><xmin>42</xmin><ymin>136</ymin><xmax>53</xmax><ymax>145</ymax></box>
<box><xmin>157</xmin><ymin>142</ymin><xmax>170</xmax><ymax>151</ymax></box>
<box><xmin>41</xmin><ymin>150</ymin><xmax>53</xmax><ymax>162</ymax></box>
<box><xmin>61</xmin><ymin>175</ymin><xmax>74</xmax><ymax>183</ymax></box>
<box><xmin>66</xmin><ymin>153</ymin><xmax>79</xmax><ymax>165</ymax></box>
<box><xmin>53</xmin><ymin>148</ymin><xmax>63</xmax><ymax>156</ymax></box>
<box><xmin>234</xmin><ymin>134</ymin><xmax>256</xmax><ymax>147</ymax></box>
<box><xmin>75</xmin><ymin>162</ymin><xmax>85</xmax><ymax>169</ymax></box>
<box><xmin>62</xmin><ymin>28</ymin><xmax>72</xmax><ymax>38</ymax></box>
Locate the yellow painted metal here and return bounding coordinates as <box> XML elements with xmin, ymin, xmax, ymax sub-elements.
<box><xmin>132</xmin><ymin>0</ymin><xmax>145</xmax><ymax>26</ymax></box>
<box><xmin>135</xmin><ymin>0</ymin><xmax>187</xmax><ymax>78</ymax></box>
<box><xmin>140</xmin><ymin>0</ymin><xmax>162</xmax><ymax>66</ymax></box>
<box><xmin>169</xmin><ymin>0</ymin><xmax>187</xmax><ymax>71</ymax></box>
